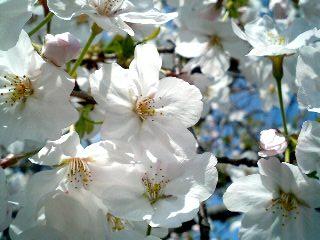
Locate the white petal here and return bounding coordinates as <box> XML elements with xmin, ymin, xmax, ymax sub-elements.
<box><xmin>89</xmin><ymin>14</ymin><xmax>134</xmax><ymax>36</ymax></box>
<box><xmin>223</xmin><ymin>174</ymin><xmax>272</xmax><ymax>213</ymax></box>
<box><xmin>175</xmin><ymin>30</ymin><xmax>209</xmax><ymax>58</ymax></box>
<box><xmin>239</xmin><ymin>207</ymin><xmax>281</xmax><ymax>240</ymax></box>
<box><xmin>0</xmin><ymin>0</ymin><xmax>31</xmax><ymax>50</ymax></box>
<box><xmin>150</xmin><ymin>196</ymin><xmax>199</xmax><ymax>228</ymax></box>
<box><xmin>296</xmin><ymin>121</ymin><xmax>320</xmax><ymax>175</ymax></box>
<box><xmin>154</xmin><ymin>77</ymin><xmax>203</xmax><ymax>127</ymax></box>
<box><xmin>120</xmin><ymin>10</ymin><xmax>177</xmax><ymax>24</ymax></box>
<box><xmin>15</xmin><ymin>225</ymin><xmax>66</xmax><ymax>240</ymax></box>
<box><xmin>30</xmin><ymin>132</ymin><xmax>82</xmax><ymax>166</ymax></box>
<box><xmin>130</xmin><ymin>44</ymin><xmax>161</xmax><ymax>96</ymax></box>
<box><xmin>47</xmin><ymin>0</ymin><xmax>92</xmax><ymax>20</ymax></box>
<box><xmin>296</xmin><ymin>46</ymin><xmax>320</xmax><ymax>113</ymax></box>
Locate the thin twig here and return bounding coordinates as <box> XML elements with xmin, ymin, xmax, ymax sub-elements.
<box><xmin>217</xmin><ymin>157</ymin><xmax>258</xmax><ymax>167</ymax></box>
<box><xmin>71</xmin><ymin>90</ymin><xmax>96</xmax><ymax>104</ymax></box>
<box><xmin>198</xmin><ymin>202</ymin><xmax>211</xmax><ymax>240</ymax></box>
<box><xmin>0</xmin><ymin>149</ymin><xmax>40</xmax><ymax>169</ymax></box>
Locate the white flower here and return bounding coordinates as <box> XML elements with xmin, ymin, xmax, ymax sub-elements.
<box><xmin>47</xmin><ymin>0</ymin><xmax>177</xmax><ymax>36</ymax></box>
<box><xmin>232</xmin><ymin>15</ymin><xmax>319</xmax><ymax>56</ymax></box>
<box><xmin>296</xmin><ymin>46</ymin><xmax>320</xmax><ymax>113</ymax></box>
<box><xmin>223</xmin><ymin>158</ymin><xmax>320</xmax><ymax>240</ymax></box>
<box><xmin>90</xmin><ymin>43</ymin><xmax>203</xmax><ymax>146</ymax></box>
<box><xmin>175</xmin><ymin>1</ymin><xmax>248</xmax><ymax>78</ymax></box>
<box><xmin>0</xmin><ymin>31</ymin><xmax>78</xmax><ymax>147</ymax></box>
<box><xmin>296</xmin><ymin>121</ymin><xmax>320</xmax><ymax>177</ymax></box>
<box><xmin>0</xmin><ymin>0</ymin><xmax>32</xmax><ymax>50</ymax></box>
<box><xmin>12</xmin><ymin>191</ymin><xmax>108</xmax><ymax>240</ymax></box>
<box><xmin>240</xmin><ymin>56</ymin><xmax>291</xmax><ymax>111</ymax></box>
<box><xmin>42</xmin><ymin>32</ymin><xmax>81</xmax><ymax>67</ymax></box>
<box><xmin>0</xmin><ymin>168</ymin><xmax>11</xmax><ymax>231</ymax></box>
<box><xmin>11</xmin><ymin>132</ymin><xmax>130</xmax><ymax>238</ymax></box>
<box><xmin>96</xmin><ymin>147</ymin><xmax>218</xmax><ymax>228</ymax></box>
<box><xmin>258</xmin><ymin>129</ymin><xmax>287</xmax><ymax>157</ymax></box>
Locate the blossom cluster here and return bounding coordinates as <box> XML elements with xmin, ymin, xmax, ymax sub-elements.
<box><xmin>0</xmin><ymin>0</ymin><xmax>320</xmax><ymax>239</ymax></box>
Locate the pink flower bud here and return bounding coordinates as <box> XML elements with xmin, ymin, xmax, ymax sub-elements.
<box><xmin>258</xmin><ymin>129</ymin><xmax>287</xmax><ymax>157</ymax></box>
<box><xmin>42</xmin><ymin>32</ymin><xmax>81</xmax><ymax>67</ymax></box>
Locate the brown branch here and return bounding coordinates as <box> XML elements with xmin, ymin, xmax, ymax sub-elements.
<box><xmin>71</xmin><ymin>90</ymin><xmax>96</xmax><ymax>105</ymax></box>
<box><xmin>217</xmin><ymin>157</ymin><xmax>258</xmax><ymax>167</ymax></box>
<box><xmin>198</xmin><ymin>202</ymin><xmax>211</xmax><ymax>240</ymax></box>
<box><xmin>157</xmin><ymin>47</ymin><xmax>175</xmax><ymax>54</ymax></box>
<box><xmin>207</xmin><ymin>204</ymin><xmax>240</xmax><ymax>221</ymax></box>
<box><xmin>0</xmin><ymin>149</ymin><xmax>40</xmax><ymax>169</ymax></box>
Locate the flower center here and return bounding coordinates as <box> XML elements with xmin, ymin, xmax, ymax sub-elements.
<box><xmin>76</xmin><ymin>14</ymin><xmax>89</xmax><ymax>25</ymax></box>
<box><xmin>0</xmin><ymin>74</ymin><xmax>34</xmax><ymax>107</ymax></box>
<box><xmin>135</xmin><ymin>96</ymin><xmax>156</xmax><ymax>120</ymax></box>
<box><xmin>107</xmin><ymin>214</ymin><xmax>126</xmax><ymax>232</ymax></box>
<box><xmin>268</xmin><ymin>83</ymin><xmax>276</xmax><ymax>94</ymax></box>
<box><xmin>210</xmin><ymin>35</ymin><xmax>222</xmax><ymax>47</ymax></box>
<box><xmin>142</xmin><ymin>168</ymin><xmax>171</xmax><ymax>205</ymax></box>
<box><xmin>267</xmin><ymin>32</ymin><xmax>286</xmax><ymax>45</ymax></box>
<box><xmin>60</xmin><ymin>157</ymin><xmax>93</xmax><ymax>189</ymax></box>
<box><xmin>91</xmin><ymin>0</ymin><xmax>124</xmax><ymax>16</ymax></box>
<box><xmin>266</xmin><ymin>191</ymin><xmax>301</xmax><ymax>224</ymax></box>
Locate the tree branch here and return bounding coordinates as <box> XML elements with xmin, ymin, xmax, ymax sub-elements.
<box><xmin>71</xmin><ymin>90</ymin><xmax>96</xmax><ymax>105</ymax></box>
<box><xmin>0</xmin><ymin>149</ymin><xmax>40</xmax><ymax>169</ymax></box>
<box><xmin>198</xmin><ymin>202</ymin><xmax>211</xmax><ymax>240</ymax></box>
<box><xmin>217</xmin><ymin>157</ymin><xmax>258</xmax><ymax>167</ymax></box>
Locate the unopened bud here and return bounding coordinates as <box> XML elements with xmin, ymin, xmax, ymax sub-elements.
<box><xmin>258</xmin><ymin>129</ymin><xmax>287</xmax><ymax>157</ymax></box>
<box><xmin>42</xmin><ymin>32</ymin><xmax>81</xmax><ymax>67</ymax></box>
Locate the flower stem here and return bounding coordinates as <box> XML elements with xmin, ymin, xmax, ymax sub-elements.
<box><xmin>271</xmin><ymin>56</ymin><xmax>288</xmax><ymax>137</ymax></box>
<box><xmin>28</xmin><ymin>12</ymin><xmax>54</xmax><ymax>37</ymax></box>
<box><xmin>146</xmin><ymin>225</ymin><xmax>152</xmax><ymax>236</ymax></box>
<box><xmin>271</xmin><ymin>56</ymin><xmax>291</xmax><ymax>163</ymax></box>
<box><xmin>69</xmin><ymin>23</ymin><xmax>102</xmax><ymax>77</ymax></box>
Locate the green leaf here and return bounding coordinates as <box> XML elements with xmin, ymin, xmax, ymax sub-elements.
<box><xmin>307</xmin><ymin>171</ymin><xmax>319</xmax><ymax>180</ymax></box>
<box><xmin>75</xmin><ymin>104</ymin><xmax>102</xmax><ymax>139</ymax></box>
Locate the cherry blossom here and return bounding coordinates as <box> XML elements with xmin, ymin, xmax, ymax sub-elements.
<box><xmin>0</xmin><ymin>31</ymin><xmax>78</xmax><ymax>147</ymax></box>
<box><xmin>47</xmin><ymin>0</ymin><xmax>177</xmax><ymax>36</ymax></box>
<box><xmin>224</xmin><ymin>158</ymin><xmax>320</xmax><ymax>240</ymax></box>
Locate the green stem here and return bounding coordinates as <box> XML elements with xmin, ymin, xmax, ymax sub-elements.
<box><xmin>146</xmin><ymin>225</ymin><xmax>152</xmax><ymax>236</ymax></box>
<box><xmin>271</xmin><ymin>55</ymin><xmax>291</xmax><ymax>163</ymax></box>
<box><xmin>272</xmin><ymin>56</ymin><xmax>288</xmax><ymax>137</ymax></box>
<box><xmin>28</xmin><ymin>12</ymin><xmax>54</xmax><ymax>37</ymax></box>
<box><xmin>69</xmin><ymin>23</ymin><xmax>102</xmax><ymax>77</ymax></box>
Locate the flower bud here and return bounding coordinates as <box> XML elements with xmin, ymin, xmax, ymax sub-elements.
<box><xmin>258</xmin><ymin>129</ymin><xmax>287</xmax><ymax>157</ymax></box>
<box><xmin>42</xmin><ymin>32</ymin><xmax>81</xmax><ymax>67</ymax></box>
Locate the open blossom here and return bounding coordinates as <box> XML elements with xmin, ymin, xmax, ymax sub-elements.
<box><xmin>240</xmin><ymin>56</ymin><xmax>292</xmax><ymax>111</ymax></box>
<box><xmin>0</xmin><ymin>31</ymin><xmax>78</xmax><ymax>147</ymax></box>
<box><xmin>175</xmin><ymin>0</ymin><xmax>248</xmax><ymax>78</ymax></box>
<box><xmin>11</xmin><ymin>132</ymin><xmax>129</xmax><ymax>238</ymax></box>
<box><xmin>296</xmin><ymin>121</ymin><xmax>320</xmax><ymax>177</ymax></box>
<box><xmin>47</xmin><ymin>0</ymin><xmax>177</xmax><ymax>36</ymax></box>
<box><xmin>96</xmin><ymin>144</ymin><xmax>218</xmax><ymax>228</ymax></box>
<box><xmin>232</xmin><ymin>15</ymin><xmax>319</xmax><ymax>56</ymax></box>
<box><xmin>90</xmin><ymin>43</ymin><xmax>203</xmax><ymax>148</ymax></box>
<box><xmin>258</xmin><ymin>129</ymin><xmax>287</xmax><ymax>157</ymax></box>
<box><xmin>12</xmin><ymin>191</ymin><xmax>108</xmax><ymax>240</ymax></box>
<box><xmin>42</xmin><ymin>32</ymin><xmax>81</xmax><ymax>67</ymax></box>
<box><xmin>296</xmin><ymin>46</ymin><xmax>320</xmax><ymax>113</ymax></box>
<box><xmin>224</xmin><ymin>158</ymin><xmax>320</xmax><ymax>240</ymax></box>
<box><xmin>0</xmin><ymin>0</ymin><xmax>32</xmax><ymax>50</ymax></box>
